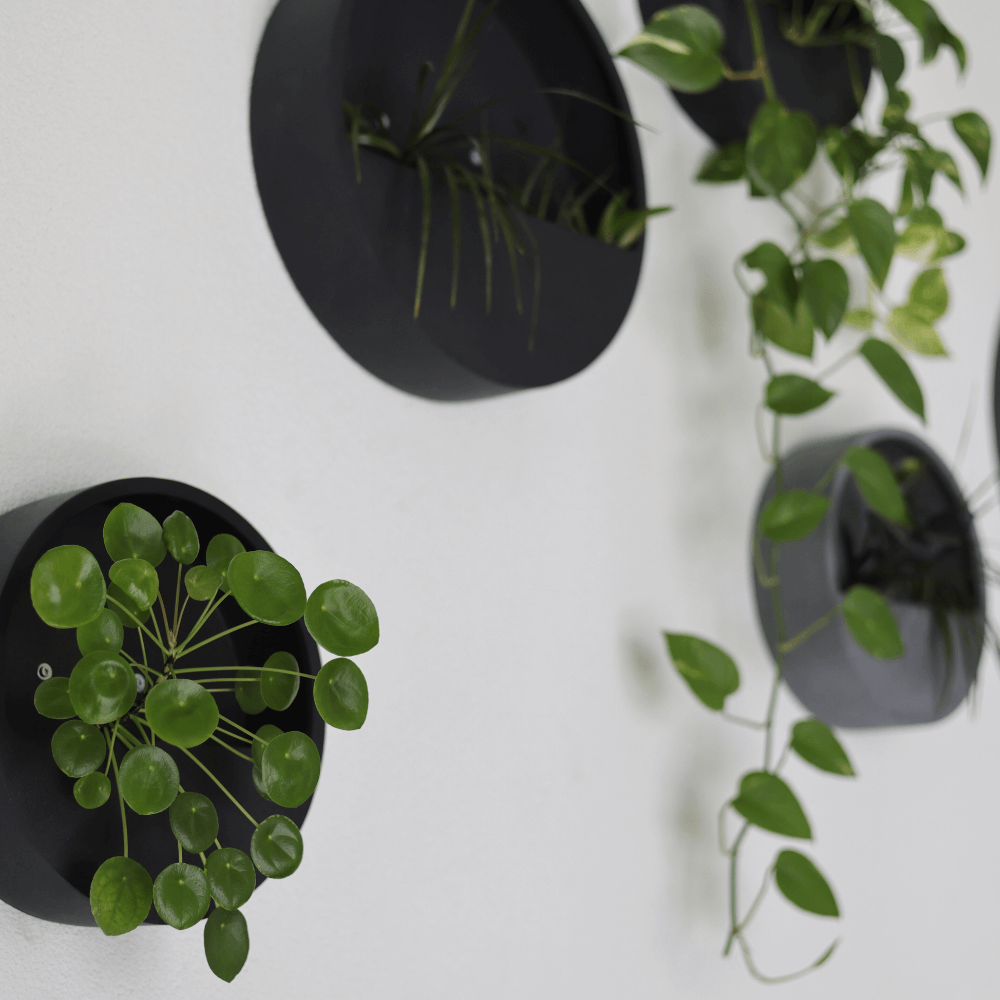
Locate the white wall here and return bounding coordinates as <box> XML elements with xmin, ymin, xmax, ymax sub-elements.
<box><xmin>1</xmin><ymin>1</ymin><xmax>999</xmax><ymax>996</ymax></box>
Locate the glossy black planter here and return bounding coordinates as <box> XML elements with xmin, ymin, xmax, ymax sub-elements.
<box><xmin>0</xmin><ymin>479</ymin><xmax>324</xmax><ymax>926</ymax></box>
<box><xmin>638</xmin><ymin>0</ymin><xmax>871</xmax><ymax>145</ymax></box>
<box><xmin>251</xmin><ymin>0</ymin><xmax>646</xmax><ymax>401</ymax></box>
<box><xmin>753</xmin><ymin>430</ymin><xmax>984</xmax><ymax>728</ymax></box>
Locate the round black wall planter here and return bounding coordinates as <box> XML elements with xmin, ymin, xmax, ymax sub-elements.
<box><xmin>637</xmin><ymin>0</ymin><xmax>872</xmax><ymax>146</ymax></box>
<box><xmin>753</xmin><ymin>430</ymin><xmax>984</xmax><ymax>729</ymax></box>
<box><xmin>251</xmin><ymin>0</ymin><xmax>646</xmax><ymax>401</ymax></box>
<box><xmin>0</xmin><ymin>479</ymin><xmax>323</xmax><ymax>926</ymax></box>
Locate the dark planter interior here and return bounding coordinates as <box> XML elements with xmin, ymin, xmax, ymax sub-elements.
<box><xmin>0</xmin><ymin>479</ymin><xmax>323</xmax><ymax>926</ymax></box>
<box><xmin>638</xmin><ymin>0</ymin><xmax>872</xmax><ymax>145</ymax></box>
<box><xmin>753</xmin><ymin>430</ymin><xmax>984</xmax><ymax>728</ymax></box>
<box><xmin>251</xmin><ymin>0</ymin><xmax>646</xmax><ymax>401</ymax></box>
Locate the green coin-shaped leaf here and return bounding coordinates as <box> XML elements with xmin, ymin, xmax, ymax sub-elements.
<box><xmin>108</xmin><ymin>559</ymin><xmax>159</xmax><ymax>613</ymax></box>
<box><xmin>74</xmin><ymin>771</ymin><xmax>112</xmax><ymax>809</ymax></box>
<box><xmin>252</xmin><ymin>765</ymin><xmax>273</xmax><ymax>803</ymax></box>
<box><xmin>765</xmin><ymin>374</ymin><xmax>834</xmax><ymax>416</ymax></box>
<box><xmin>261</xmin><ymin>731</ymin><xmax>321</xmax><ymax>808</ymax></box>
<box><xmin>844</xmin><ymin>446</ymin><xmax>910</xmax><ymax>527</ymax></box>
<box><xmin>305</xmin><ymin>580</ymin><xmax>379</xmax><ymax>656</ymax></box>
<box><xmin>314</xmin><ymin>658</ymin><xmax>368</xmax><ymax>730</ymax></box>
<box><xmin>77</xmin><ymin>608</ymin><xmax>125</xmax><ymax>656</ymax></box>
<box><xmin>52</xmin><ymin>720</ymin><xmax>106</xmax><ymax>777</ymax></box>
<box><xmin>250</xmin><ymin>814</ymin><xmax>303</xmax><ymax>879</ymax></box>
<box><xmin>106</xmin><ymin>581</ymin><xmax>151</xmax><ymax>628</ymax></box>
<box><xmin>34</xmin><ymin>676</ymin><xmax>76</xmax><ymax>719</ymax></box>
<box><xmin>205</xmin><ymin>848</ymin><xmax>256</xmax><ymax>910</ymax></box>
<box><xmin>169</xmin><ymin>791</ymin><xmax>219</xmax><ymax>853</ymax></box>
<box><xmin>252</xmin><ymin>724</ymin><xmax>283</xmax><ymax>771</ymax></box>
<box><xmin>841</xmin><ymin>585</ymin><xmax>904</xmax><ymax>659</ymax></box>
<box><xmin>261</xmin><ymin>651</ymin><xmax>301</xmax><ymax>711</ymax></box>
<box><xmin>31</xmin><ymin>545</ymin><xmax>107</xmax><ymax>629</ymax></box>
<box><xmin>162</xmin><ymin>510</ymin><xmax>200</xmax><ymax>565</ymax></box>
<box><xmin>153</xmin><ymin>863</ymin><xmax>210</xmax><ymax>930</ymax></box>
<box><xmin>732</xmin><ymin>772</ymin><xmax>811</xmax><ymax>839</ymax></box>
<box><xmin>860</xmin><ymin>339</ymin><xmax>925</xmax><ymax>420</ymax></box>
<box><xmin>759</xmin><ymin>490</ymin><xmax>830</xmax><ymax>543</ymax></box>
<box><xmin>774</xmin><ymin>850</ymin><xmax>839</xmax><ymax>917</ymax></box>
<box><xmin>145</xmin><ymin>678</ymin><xmax>220</xmax><ymax>748</ymax></box>
<box><xmin>791</xmin><ymin>719</ymin><xmax>856</xmax><ymax>776</ymax></box>
<box><xmin>204</xmin><ymin>906</ymin><xmax>249</xmax><ymax>983</ymax></box>
<box><xmin>227</xmin><ymin>551</ymin><xmax>306</xmax><ymax>627</ymax></box>
<box><xmin>747</xmin><ymin>100</ymin><xmax>817</xmax><ymax>195</ymax></box>
<box><xmin>184</xmin><ymin>565</ymin><xmax>222</xmax><ymax>602</ymax></box>
<box><xmin>206</xmin><ymin>534</ymin><xmax>246</xmax><ymax>593</ymax></box>
<box><xmin>119</xmin><ymin>745</ymin><xmax>180</xmax><ymax>815</ymax></box>
<box><xmin>68</xmin><ymin>652</ymin><xmax>137</xmax><ymax>725</ymax></box>
<box><xmin>90</xmin><ymin>856</ymin><xmax>153</xmax><ymax>936</ymax></box>
<box><xmin>235</xmin><ymin>672</ymin><xmax>267</xmax><ymax>716</ymax></box>
<box><xmin>664</xmin><ymin>633</ymin><xmax>739</xmax><ymax>710</ymax></box>
<box><xmin>103</xmin><ymin>503</ymin><xmax>166</xmax><ymax>567</ymax></box>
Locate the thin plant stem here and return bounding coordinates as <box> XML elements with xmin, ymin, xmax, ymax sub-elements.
<box><xmin>175</xmin><ymin>621</ymin><xmax>256</xmax><ymax>660</ymax></box>
<box><xmin>779</xmin><ymin>605</ymin><xmax>840</xmax><ymax>654</ymax></box>
<box><xmin>209</xmin><ymin>734</ymin><xmax>254</xmax><ymax>763</ymax></box>
<box><xmin>157</xmin><ymin>591</ymin><xmax>173</xmax><ymax>646</ymax></box>
<box><xmin>107</xmin><ymin>731</ymin><xmax>128</xmax><ymax>858</ymax></box>
<box><xmin>722</xmin><ymin>712</ymin><xmax>767</xmax><ymax>730</ymax></box>
<box><xmin>173</xmin><ymin>565</ymin><xmax>183</xmax><ymax>637</ymax></box>
<box><xmin>743</xmin><ymin>0</ymin><xmax>778</xmax><ymax>100</ymax></box>
<box><xmin>218</xmin><ymin>714</ymin><xmax>266</xmax><ymax>741</ymax></box>
<box><xmin>107</xmin><ymin>596</ymin><xmax>167</xmax><ymax>655</ymax></box>
<box><xmin>176</xmin><ymin>592</ymin><xmax>229</xmax><ymax>654</ymax></box>
<box><xmin>178</xmin><ymin>840</ymin><xmax>183</xmax><ymax>864</ymax></box>
<box><xmin>177</xmin><ymin>747</ymin><xmax>259</xmax><ymax>829</ymax></box>
<box><xmin>175</xmin><ymin>665</ymin><xmax>316</xmax><ymax>681</ymax></box>
<box><xmin>104</xmin><ymin>720</ymin><xmax>120</xmax><ymax>776</ymax></box>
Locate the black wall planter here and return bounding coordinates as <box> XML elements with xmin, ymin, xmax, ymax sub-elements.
<box><xmin>0</xmin><ymin>479</ymin><xmax>323</xmax><ymax>926</ymax></box>
<box><xmin>251</xmin><ymin>0</ymin><xmax>646</xmax><ymax>401</ymax></box>
<box><xmin>753</xmin><ymin>430</ymin><xmax>984</xmax><ymax>728</ymax></box>
<box><xmin>637</xmin><ymin>0</ymin><xmax>872</xmax><ymax>145</ymax></box>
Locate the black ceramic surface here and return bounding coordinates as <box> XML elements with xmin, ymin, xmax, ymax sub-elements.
<box><xmin>638</xmin><ymin>0</ymin><xmax>871</xmax><ymax>145</ymax></box>
<box><xmin>251</xmin><ymin>0</ymin><xmax>646</xmax><ymax>400</ymax></box>
<box><xmin>0</xmin><ymin>479</ymin><xmax>323</xmax><ymax>926</ymax></box>
<box><xmin>753</xmin><ymin>430</ymin><xmax>984</xmax><ymax>728</ymax></box>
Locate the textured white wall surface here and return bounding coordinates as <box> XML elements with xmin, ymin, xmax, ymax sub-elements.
<box><xmin>1</xmin><ymin>0</ymin><xmax>999</xmax><ymax>996</ymax></box>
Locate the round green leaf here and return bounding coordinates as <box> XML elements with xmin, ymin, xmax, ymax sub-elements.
<box><xmin>31</xmin><ymin>545</ymin><xmax>107</xmax><ymax>629</ymax></box>
<box><xmin>261</xmin><ymin>731</ymin><xmax>321</xmax><ymax>808</ymax></box>
<box><xmin>77</xmin><ymin>608</ymin><xmax>125</xmax><ymax>656</ymax></box>
<box><xmin>731</xmin><ymin>772</ymin><xmax>811</xmax><ymax>839</ymax></box>
<box><xmin>664</xmin><ymin>634</ymin><xmax>739</xmax><ymax>710</ymax></box>
<box><xmin>791</xmin><ymin>719</ymin><xmax>855</xmax><ymax>776</ymax></box>
<box><xmin>250</xmin><ymin>814</ymin><xmax>303</xmax><ymax>879</ymax></box>
<box><xmin>252</xmin><ymin>766</ymin><xmax>272</xmax><ymax>803</ymax></box>
<box><xmin>252</xmin><ymin>724</ymin><xmax>283</xmax><ymax>771</ymax></box>
<box><xmin>843</xmin><ymin>446</ymin><xmax>910</xmax><ymax>527</ymax></box>
<box><xmin>799</xmin><ymin>258</ymin><xmax>849</xmax><ymax>338</ymax></box>
<box><xmin>205</xmin><ymin>848</ymin><xmax>255</xmax><ymax>910</ymax></box>
<box><xmin>103</xmin><ymin>503</ymin><xmax>166</xmax><ymax>567</ymax></box>
<box><xmin>34</xmin><ymin>676</ymin><xmax>76</xmax><ymax>719</ymax></box>
<box><xmin>305</xmin><ymin>580</ymin><xmax>379</xmax><ymax>656</ymax></box>
<box><xmin>774</xmin><ymin>849</ymin><xmax>839</xmax><ymax>917</ymax></box>
<box><xmin>106</xmin><ymin>581</ymin><xmax>151</xmax><ymax>628</ymax></box>
<box><xmin>314</xmin><ymin>658</ymin><xmax>368</xmax><ymax>730</ymax></box>
<box><xmin>52</xmin><ymin>720</ymin><xmax>106</xmax><ymax>776</ymax></box>
<box><xmin>74</xmin><ymin>771</ymin><xmax>112</xmax><ymax>809</ymax></box>
<box><xmin>162</xmin><ymin>510</ymin><xmax>200</xmax><ymax>565</ymax></box>
<box><xmin>119</xmin><ymin>745</ymin><xmax>180</xmax><ymax>815</ymax></box>
<box><xmin>261</xmin><ymin>651</ymin><xmax>300</xmax><ymax>711</ymax></box>
<box><xmin>90</xmin><ymin>856</ymin><xmax>153</xmax><ymax>936</ymax></box>
<box><xmin>108</xmin><ymin>559</ymin><xmax>159</xmax><ymax>613</ymax></box>
<box><xmin>169</xmin><ymin>791</ymin><xmax>219</xmax><ymax>853</ymax></box>
<box><xmin>153</xmin><ymin>863</ymin><xmax>210</xmax><ymax>930</ymax></box>
<box><xmin>204</xmin><ymin>906</ymin><xmax>249</xmax><ymax>983</ymax></box>
<box><xmin>184</xmin><ymin>565</ymin><xmax>222</xmax><ymax>602</ymax></box>
<box><xmin>68</xmin><ymin>652</ymin><xmax>137</xmax><ymax>725</ymax></box>
<box><xmin>145</xmin><ymin>678</ymin><xmax>220</xmax><ymax>748</ymax></box>
<box><xmin>841</xmin><ymin>585</ymin><xmax>904</xmax><ymax>659</ymax></box>
<box><xmin>860</xmin><ymin>339</ymin><xmax>925</xmax><ymax>420</ymax></box>
<box><xmin>227</xmin><ymin>551</ymin><xmax>306</xmax><ymax>627</ymax></box>
<box><xmin>747</xmin><ymin>100</ymin><xmax>817</xmax><ymax>195</ymax></box>
<box><xmin>206</xmin><ymin>534</ymin><xmax>246</xmax><ymax>593</ymax></box>
<box><xmin>235</xmin><ymin>672</ymin><xmax>267</xmax><ymax>716</ymax></box>
<box><xmin>765</xmin><ymin>374</ymin><xmax>834</xmax><ymax>415</ymax></box>
<box><xmin>759</xmin><ymin>491</ymin><xmax>830</xmax><ymax>543</ymax></box>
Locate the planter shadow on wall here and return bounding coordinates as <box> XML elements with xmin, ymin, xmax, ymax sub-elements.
<box><xmin>251</xmin><ymin>0</ymin><xmax>646</xmax><ymax>401</ymax></box>
<box><xmin>637</xmin><ymin>0</ymin><xmax>872</xmax><ymax>145</ymax></box>
<box><xmin>753</xmin><ymin>430</ymin><xmax>984</xmax><ymax>728</ymax></box>
<box><xmin>0</xmin><ymin>479</ymin><xmax>323</xmax><ymax>925</ymax></box>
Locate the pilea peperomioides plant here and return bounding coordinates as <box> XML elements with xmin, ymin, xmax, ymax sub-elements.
<box><xmin>619</xmin><ymin>0</ymin><xmax>992</xmax><ymax>984</ymax></box>
<box><xmin>30</xmin><ymin>502</ymin><xmax>378</xmax><ymax>982</ymax></box>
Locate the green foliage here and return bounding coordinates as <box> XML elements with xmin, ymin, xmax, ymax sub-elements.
<box><xmin>235</xmin><ymin>671</ymin><xmax>267</xmax><ymax>715</ymax></box>
<box><xmin>774</xmin><ymin>851</ymin><xmax>839</xmax><ymax>917</ymax></box>
<box><xmin>206</xmin><ymin>848</ymin><xmax>256</xmax><ymax>910</ymax></box>
<box><xmin>790</xmin><ymin>720</ymin><xmax>855</xmax><ymax>776</ymax></box>
<box><xmin>252</xmin><ymin>725</ymin><xmax>283</xmax><ymax>771</ymax></box>
<box><xmin>77</xmin><ymin>609</ymin><xmax>125</xmax><ymax>656</ymax></box>
<box><xmin>799</xmin><ymin>259</ymin><xmax>848</xmax><ymax>338</ymax></box>
<box><xmin>843</xmin><ymin>447</ymin><xmax>910</xmax><ymax>527</ymax></box>
<box><xmin>144</xmin><ymin>679</ymin><xmax>220</xmax><ymax>748</ymax></box>
<box><xmin>841</xmin><ymin>585</ymin><xmax>905</xmax><ymax>659</ymax></box>
<box><xmin>31</xmin><ymin>545</ymin><xmax>106</xmax><ymax>629</ymax></box>
<box><xmin>52</xmin><ymin>720</ymin><xmax>106</xmax><ymax>777</ymax></box>
<box><xmin>153</xmin><ymin>863</ymin><xmax>210</xmax><ymax>930</ymax></box>
<box><xmin>747</xmin><ymin>101</ymin><xmax>817</xmax><ymax>195</ymax></box>
<box><xmin>261</xmin><ymin>731</ymin><xmax>322</xmax><ymax>808</ymax></box>
<box><xmin>759</xmin><ymin>491</ymin><xmax>830</xmax><ymax>543</ymax></box>
<box><xmin>765</xmin><ymin>374</ymin><xmax>833</xmax><ymax>415</ymax></box>
<box><xmin>162</xmin><ymin>511</ymin><xmax>199</xmax><ymax>565</ymax></box>
<box><xmin>261</xmin><ymin>651</ymin><xmax>301</xmax><ymax>712</ymax></box>
<box><xmin>170</xmin><ymin>792</ymin><xmax>219</xmax><ymax>854</ymax></box>
<box><xmin>663</xmin><ymin>633</ymin><xmax>739</xmax><ymax>710</ymax></box>
<box><xmin>90</xmin><ymin>857</ymin><xmax>153</xmax><ymax>936</ymax></box>
<box><xmin>206</xmin><ymin>534</ymin><xmax>245</xmax><ymax>593</ymax></box>
<box><xmin>251</xmin><ymin>815</ymin><xmax>304</xmax><ymax>879</ymax></box>
<box><xmin>314</xmin><ymin>658</ymin><xmax>369</xmax><ymax>730</ymax></box>
<box><xmin>952</xmin><ymin>112</ymin><xmax>991</xmax><ymax>178</ymax></box>
<box><xmin>227</xmin><ymin>552</ymin><xmax>307</xmax><ymax>626</ymax></box>
<box><xmin>69</xmin><ymin>653</ymin><xmax>137</xmax><ymax>725</ymax></box>
<box><xmin>109</xmin><ymin>559</ymin><xmax>159</xmax><ymax>613</ymax></box>
<box><xmin>697</xmin><ymin>143</ymin><xmax>745</xmax><ymax>182</ymax></box>
<box><xmin>847</xmin><ymin>199</ymin><xmax>896</xmax><ymax>288</ymax></box>
<box><xmin>34</xmin><ymin>677</ymin><xmax>76</xmax><ymax>720</ymax></box>
<box><xmin>859</xmin><ymin>339</ymin><xmax>925</xmax><ymax>420</ymax></box>
<box><xmin>305</xmin><ymin>580</ymin><xmax>380</xmax><ymax>656</ymax></box>
<box><xmin>204</xmin><ymin>907</ymin><xmax>250</xmax><ymax>983</ymax></box>
<box><xmin>103</xmin><ymin>504</ymin><xmax>166</xmax><ymax>567</ymax></box>
<box><xmin>731</xmin><ymin>772</ymin><xmax>811</xmax><ymax>839</ymax></box>
<box><xmin>184</xmin><ymin>565</ymin><xmax>222</xmax><ymax>601</ymax></box>
<box><xmin>74</xmin><ymin>772</ymin><xmax>112</xmax><ymax>809</ymax></box>
<box><xmin>119</xmin><ymin>746</ymin><xmax>180</xmax><ymax>815</ymax></box>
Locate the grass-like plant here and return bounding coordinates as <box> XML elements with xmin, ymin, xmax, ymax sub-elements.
<box><xmin>344</xmin><ymin>0</ymin><xmax>670</xmax><ymax>337</ymax></box>
<box><xmin>620</xmin><ymin>0</ymin><xmax>991</xmax><ymax>983</ymax></box>
<box><xmin>30</xmin><ymin>502</ymin><xmax>378</xmax><ymax>982</ymax></box>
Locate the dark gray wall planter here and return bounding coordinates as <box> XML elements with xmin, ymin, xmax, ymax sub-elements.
<box><xmin>637</xmin><ymin>0</ymin><xmax>872</xmax><ymax>146</ymax></box>
<box><xmin>753</xmin><ymin>430</ymin><xmax>984</xmax><ymax>728</ymax></box>
<box><xmin>251</xmin><ymin>0</ymin><xmax>646</xmax><ymax>401</ymax></box>
<box><xmin>0</xmin><ymin>479</ymin><xmax>323</xmax><ymax>925</ymax></box>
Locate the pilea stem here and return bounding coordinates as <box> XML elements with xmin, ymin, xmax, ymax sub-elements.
<box><xmin>106</xmin><ymin>731</ymin><xmax>128</xmax><ymax>858</ymax></box>
<box><xmin>175</xmin><ymin>620</ymin><xmax>256</xmax><ymax>660</ymax></box>
<box><xmin>177</xmin><ymin>746</ymin><xmax>259</xmax><ymax>829</ymax></box>
<box><xmin>209</xmin><ymin>734</ymin><xmax>254</xmax><ymax>763</ymax></box>
<box><xmin>175</xmin><ymin>665</ymin><xmax>317</xmax><ymax>680</ymax></box>
<box><xmin>107</xmin><ymin>596</ymin><xmax>168</xmax><ymax>656</ymax></box>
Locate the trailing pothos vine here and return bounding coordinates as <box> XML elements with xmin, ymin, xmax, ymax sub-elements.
<box><xmin>620</xmin><ymin>0</ymin><xmax>991</xmax><ymax>983</ymax></box>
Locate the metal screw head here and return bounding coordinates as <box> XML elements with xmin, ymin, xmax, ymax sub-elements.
<box><xmin>134</xmin><ymin>672</ymin><xmax>146</xmax><ymax>694</ymax></box>
<box><xmin>37</xmin><ymin>663</ymin><xmax>52</xmax><ymax>680</ymax></box>
<box><xmin>469</xmin><ymin>147</ymin><xmax>483</xmax><ymax>167</ymax></box>
<box><xmin>380</xmin><ymin>112</ymin><xmax>391</xmax><ymax>130</ymax></box>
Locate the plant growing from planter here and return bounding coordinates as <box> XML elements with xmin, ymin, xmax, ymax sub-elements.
<box><xmin>30</xmin><ymin>501</ymin><xmax>378</xmax><ymax>982</ymax></box>
<box><xmin>619</xmin><ymin>0</ymin><xmax>991</xmax><ymax>983</ymax></box>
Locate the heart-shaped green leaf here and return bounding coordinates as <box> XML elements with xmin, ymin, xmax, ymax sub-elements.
<box><xmin>119</xmin><ymin>745</ymin><xmax>179</xmax><ymax>815</ymax></box>
<box><xmin>169</xmin><ymin>791</ymin><xmax>219</xmax><ymax>853</ymax></box>
<box><xmin>252</xmin><ymin>724</ymin><xmax>283</xmax><ymax>771</ymax></box>
<box><xmin>765</xmin><ymin>374</ymin><xmax>834</xmax><ymax>415</ymax></box>
<box><xmin>696</xmin><ymin>142</ymin><xmax>745</xmax><ymax>182</ymax></box>
<box><xmin>841</xmin><ymin>585</ymin><xmax>904</xmax><ymax>659</ymax></box>
<box><xmin>747</xmin><ymin>100</ymin><xmax>817</xmax><ymax>195</ymax></box>
<box><xmin>34</xmin><ymin>676</ymin><xmax>76</xmax><ymax>719</ymax></box>
<box><xmin>90</xmin><ymin>856</ymin><xmax>153</xmax><ymax>935</ymax></box>
<box><xmin>261</xmin><ymin>731</ymin><xmax>321</xmax><ymax>808</ymax></box>
<box><xmin>744</xmin><ymin>242</ymin><xmax>796</xmax><ymax>313</ymax></box>
<box><xmin>843</xmin><ymin>446</ymin><xmax>910</xmax><ymax>527</ymax></box>
<box><xmin>204</xmin><ymin>906</ymin><xmax>249</xmax><ymax>983</ymax></box>
<box><xmin>314</xmin><ymin>658</ymin><xmax>369</xmax><ymax>730</ymax></box>
<box><xmin>774</xmin><ymin>850</ymin><xmax>839</xmax><ymax>916</ymax></box>
<box><xmin>153</xmin><ymin>862</ymin><xmax>210</xmax><ymax>929</ymax></box>
<box><xmin>109</xmin><ymin>559</ymin><xmax>159</xmax><ymax>613</ymax></box>
<box><xmin>106</xmin><ymin>581</ymin><xmax>151</xmax><ymax>628</ymax></box>
<box><xmin>184</xmin><ymin>565</ymin><xmax>222</xmax><ymax>602</ymax></box>
<box><xmin>74</xmin><ymin>771</ymin><xmax>112</xmax><ymax>809</ymax></box>
<box><xmin>847</xmin><ymin>199</ymin><xmax>896</xmax><ymax>288</ymax></box>
<box><xmin>952</xmin><ymin>111</ymin><xmax>991</xmax><ymax>179</ymax></box>
<box><xmin>888</xmin><ymin>305</ymin><xmax>947</xmax><ymax>356</ymax></box>
<box><xmin>69</xmin><ymin>652</ymin><xmax>137</xmax><ymax>725</ymax></box>
<box><xmin>305</xmin><ymin>580</ymin><xmax>379</xmax><ymax>656</ymax></box>
<box><xmin>791</xmin><ymin>719</ymin><xmax>855</xmax><ymax>776</ymax></box>
<box><xmin>77</xmin><ymin>608</ymin><xmax>125</xmax><ymax>656</ymax></box>
<box><xmin>227</xmin><ymin>551</ymin><xmax>307</xmax><ymax>626</ymax></box>
<box><xmin>235</xmin><ymin>672</ymin><xmax>267</xmax><ymax>716</ymax></box>
<box><xmin>31</xmin><ymin>545</ymin><xmax>106</xmax><ymax>629</ymax></box>
<box><xmin>753</xmin><ymin>294</ymin><xmax>814</xmax><ymax>357</ymax></box>
<box><xmin>261</xmin><ymin>651</ymin><xmax>301</xmax><ymax>711</ymax></box>
<box><xmin>250</xmin><ymin>814</ymin><xmax>303</xmax><ymax>878</ymax></box>
<box><xmin>799</xmin><ymin>259</ymin><xmax>849</xmax><ymax>338</ymax></box>
<box><xmin>52</xmin><ymin>720</ymin><xmax>106</xmax><ymax>776</ymax></box>
<box><xmin>759</xmin><ymin>490</ymin><xmax>830</xmax><ymax>543</ymax></box>
<box><xmin>664</xmin><ymin>634</ymin><xmax>739</xmax><ymax>710</ymax></box>
<box><xmin>103</xmin><ymin>503</ymin><xmax>165</xmax><ymax>567</ymax></box>
<box><xmin>206</xmin><ymin>534</ymin><xmax>246</xmax><ymax>593</ymax></box>
<box><xmin>162</xmin><ymin>510</ymin><xmax>200</xmax><ymax>565</ymax></box>
<box><xmin>144</xmin><ymin>679</ymin><xmax>219</xmax><ymax>748</ymax></box>
<box><xmin>732</xmin><ymin>772</ymin><xmax>811</xmax><ymax>839</ymax></box>
<box><xmin>875</xmin><ymin>32</ymin><xmax>905</xmax><ymax>88</ymax></box>
<box><xmin>205</xmin><ymin>848</ymin><xmax>255</xmax><ymax>910</ymax></box>
<box><xmin>860</xmin><ymin>339</ymin><xmax>925</xmax><ymax>420</ymax></box>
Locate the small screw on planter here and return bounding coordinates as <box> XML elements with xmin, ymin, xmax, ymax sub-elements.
<box><xmin>134</xmin><ymin>673</ymin><xmax>146</xmax><ymax>695</ymax></box>
<box><xmin>37</xmin><ymin>663</ymin><xmax>52</xmax><ymax>680</ymax></box>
